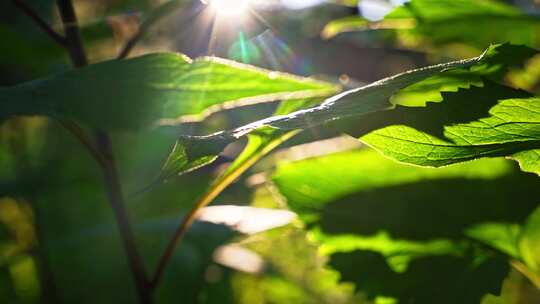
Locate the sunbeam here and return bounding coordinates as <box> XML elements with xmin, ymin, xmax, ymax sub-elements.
<box><xmin>203</xmin><ymin>0</ymin><xmax>252</xmax><ymax>18</ymax></box>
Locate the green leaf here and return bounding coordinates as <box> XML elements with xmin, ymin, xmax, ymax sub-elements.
<box><xmin>520</xmin><ymin>206</ymin><xmax>540</xmax><ymax>273</ymax></box>
<box><xmin>391</xmin><ymin>43</ymin><xmax>539</xmax><ymax>106</ymax></box>
<box><xmin>313</xmin><ymin>229</ymin><xmax>462</xmax><ymax>273</ymax></box>
<box><xmin>155</xmin><ymin>45</ymin><xmax>524</xmax><ymax>179</ymax></box>
<box><xmin>322</xmin><ymin>16</ymin><xmax>371</xmax><ymax>39</ymax></box>
<box><xmin>330</xmin><ymin>249</ymin><xmax>508</xmax><ymax>304</ymax></box>
<box><xmin>270</xmin><ymin>148</ymin><xmax>540</xmax><ymax>303</ymax></box>
<box><xmin>512</xmin><ymin>149</ymin><xmax>540</xmax><ymax>175</ymax></box>
<box><xmin>155</xmin><ymin>98</ymin><xmax>319</xmax><ymax>208</ymax></box>
<box><xmin>234</xmin><ymin>226</ymin><xmax>357</xmax><ymax>303</ymax></box>
<box><xmin>156</xmin><ymin>47</ymin><xmax>484</xmax><ymax>179</ymax></box>
<box><xmin>360</xmin><ymin>90</ymin><xmax>540</xmax><ymax>171</ymax></box>
<box><xmin>324</xmin><ymin>0</ymin><xmax>540</xmax><ymax>49</ymax></box>
<box><xmin>388</xmin><ymin>0</ymin><xmax>540</xmax><ymax>49</ymax></box>
<box><xmin>271</xmin><ymin>148</ymin><xmax>535</xmax><ymax>226</ymax></box>
<box><xmin>466</xmin><ymin>223</ymin><xmax>522</xmax><ymax>259</ymax></box>
<box><xmin>1</xmin><ymin>53</ymin><xmax>336</xmax><ymax>130</ymax></box>
<box><xmin>158</xmin><ymin>131</ymin><xmax>236</xmax><ymax>182</ymax></box>
<box><xmin>158</xmin><ymin>44</ymin><xmax>538</xmax><ymax>180</ymax></box>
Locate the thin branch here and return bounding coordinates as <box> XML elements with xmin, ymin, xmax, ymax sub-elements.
<box><xmin>117</xmin><ymin>0</ymin><xmax>186</xmax><ymax>59</ymax></box>
<box><xmin>56</xmin><ymin>0</ymin><xmax>87</xmax><ymax>67</ymax></box>
<box><xmin>11</xmin><ymin>0</ymin><xmax>67</xmax><ymax>47</ymax></box>
<box><xmin>150</xmin><ymin>130</ymin><xmax>300</xmax><ymax>287</ymax></box>
<box><xmin>57</xmin><ymin>119</ymin><xmax>107</xmax><ymax>168</ymax></box>
<box><xmin>55</xmin><ymin>1</ymin><xmax>152</xmax><ymax>303</ymax></box>
<box><xmin>117</xmin><ymin>23</ymin><xmax>150</xmax><ymax>60</ymax></box>
<box><xmin>95</xmin><ymin>131</ymin><xmax>152</xmax><ymax>304</ymax></box>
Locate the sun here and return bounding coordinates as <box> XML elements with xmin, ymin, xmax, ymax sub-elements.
<box><xmin>205</xmin><ymin>0</ymin><xmax>252</xmax><ymax>18</ymax></box>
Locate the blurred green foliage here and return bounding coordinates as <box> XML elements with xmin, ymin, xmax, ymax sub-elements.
<box><xmin>1</xmin><ymin>0</ymin><xmax>540</xmax><ymax>303</ymax></box>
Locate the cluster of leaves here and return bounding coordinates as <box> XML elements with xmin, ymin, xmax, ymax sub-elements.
<box><xmin>323</xmin><ymin>0</ymin><xmax>540</xmax><ymax>53</ymax></box>
<box><xmin>2</xmin><ymin>0</ymin><xmax>540</xmax><ymax>303</ymax></box>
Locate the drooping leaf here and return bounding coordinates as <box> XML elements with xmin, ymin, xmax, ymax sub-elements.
<box><xmin>391</xmin><ymin>43</ymin><xmax>539</xmax><ymax>106</ymax></box>
<box><xmin>0</xmin><ymin>53</ymin><xmax>336</xmax><ymax>130</ymax></box>
<box><xmin>158</xmin><ymin>44</ymin><xmax>490</xmax><ymax>179</ymax></box>
<box><xmin>155</xmin><ymin>99</ymin><xmax>319</xmax><ymax>213</ymax></box>
<box><xmin>159</xmin><ymin>44</ymin><xmax>535</xmax><ymax>181</ymax></box>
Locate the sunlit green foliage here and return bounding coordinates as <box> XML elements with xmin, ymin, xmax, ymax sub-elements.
<box><xmin>1</xmin><ymin>0</ymin><xmax>540</xmax><ymax>303</ymax></box>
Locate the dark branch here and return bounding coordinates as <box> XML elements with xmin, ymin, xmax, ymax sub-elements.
<box><xmin>57</xmin><ymin>119</ymin><xmax>107</xmax><ymax>168</ymax></box>
<box><xmin>11</xmin><ymin>0</ymin><xmax>66</xmax><ymax>47</ymax></box>
<box><xmin>96</xmin><ymin>131</ymin><xmax>153</xmax><ymax>304</ymax></box>
<box><xmin>55</xmin><ymin>1</ymin><xmax>153</xmax><ymax>303</ymax></box>
<box><xmin>117</xmin><ymin>0</ymin><xmax>185</xmax><ymax>59</ymax></box>
<box><xmin>56</xmin><ymin>0</ymin><xmax>87</xmax><ymax>67</ymax></box>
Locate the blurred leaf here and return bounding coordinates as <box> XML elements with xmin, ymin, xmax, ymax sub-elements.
<box><xmin>313</xmin><ymin>230</ymin><xmax>462</xmax><ymax>273</ymax></box>
<box><xmin>272</xmin><ymin>149</ymin><xmax>516</xmax><ymax>221</ymax></box>
<box><xmin>322</xmin><ymin>16</ymin><xmax>413</xmax><ymax>39</ymax></box>
<box><xmin>322</xmin><ymin>16</ymin><xmax>370</xmax><ymax>39</ymax></box>
<box><xmin>1</xmin><ymin>53</ymin><xmax>336</xmax><ymax>130</ymax></box>
<box><xmin>387</xmin><ymin>0</ymin><xmax>540</xmax><ymax>48</ymax></box>
<box><xmin>324</xmin><ymin>0</ymin><xmax>540</xmax><ymax>50</ymax></box>
<box><xmin>466</xmin><ymin>223</ymin><xmax>522</xmax><ymax>259</ymax></box>
<box><xmin>234</xmin><ymin>227</ymin><xmax>357</xmax><ymax>304</ymax></box>
<box><xmin>519</xmin><ymin>206</ymin><xmax>540</xmax><ymax>273</ymax></box>
<box><xmin>0</xmin><ymin>25</ymin><xmax>65</xmax><ymax>78</ymax></box>
<box><xmin>331</xmin><ymin>249</ymin><xmax>509</xmax><ymax>304</ymax></box>
<box><xmin>482</xmin><ymin>268</ymin><xmax>540</xmax><ymax>304</ymax></box>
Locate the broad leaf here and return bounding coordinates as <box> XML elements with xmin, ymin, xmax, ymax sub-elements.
<box><xmin>0</xmin><ymin>53</ymin><xmax>336</xmax><ymax>130</ymax></box>
<box><xmin>360</xmin><ymin>92</ymin><xmax>540</xmax><ymax>173</ymax></box>
<box><xmin>271</xmin><ymin>149</ymin><xmax>536</xmax><ymax>226</ymax></box>
<box><xmin>269</xmin><ymin>148</ymin><xmax>540</xmax><ymax>303</ymax></box>
<box><xmin>331</xmin><ymin>249</ymin><xmax>508</xmax><ymax>304</ymax></box>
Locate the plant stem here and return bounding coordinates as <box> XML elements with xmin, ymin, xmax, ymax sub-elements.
<box><xmin>55</xmin><ymin>0</ymin><xmax>87</xmax><ymax>67</ymax></box>
<box><xmin>95</xmin><ymin>131</ymin><xmax>152</xmax><ymax>304</ymax></box>
<box><xmin>11</xmin><ymin>0</ymin><xmax>66</xmax><ymax>46</ymax></box>
<box><xmin>117</xmin><ymin>0</ymin><xmax>186</xmax><ymax>59</ymax></box>
<box><xmin>54</xmin><ymin>1</ymin><xmax>153</xmax><ymax>303</ymax></box>
<box><xmin>58</xmin><ymin>119</ymin><xmax>107</xmax><ymax>168</ymax></box>
<box><xmin>33</xmin><ymin>199</ymin><xmax>62</xmax><ymax>304</ymax></box>
<box><xmin>11</xmin><ymin>1</ymin><xmax>104</xmax><ymax>169</ymax></box>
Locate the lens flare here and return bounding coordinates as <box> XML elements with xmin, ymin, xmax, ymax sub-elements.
<box><xmin>206</xmin><ymin>0</ymin><xmax>251</xmax><ymax>17</ymax></box>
